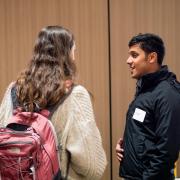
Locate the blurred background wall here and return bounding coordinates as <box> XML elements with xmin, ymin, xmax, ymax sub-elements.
<box><xmin>0</xmin><ymin>0</ymin><xmax>179</xmax><ymax>179</ymax></box>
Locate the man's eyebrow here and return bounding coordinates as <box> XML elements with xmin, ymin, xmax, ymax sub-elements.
<box><xmin>129</xmin><ymin>50</ymin><xmax>138</xmax><ymax>54</ymax></box>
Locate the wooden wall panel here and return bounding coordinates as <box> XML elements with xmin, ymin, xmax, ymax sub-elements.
<box><xmin>110</xmin><ymin>0</ymin><xmax>180</xmax><ymax>179</ymax></box>
<box><xmin>0</xmin><ymin>0</ymin><xmax>110</xmax><ymax>179</ymax></box>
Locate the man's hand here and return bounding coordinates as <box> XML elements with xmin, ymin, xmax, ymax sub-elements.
<box><xmin>115</xmin><ymin>138</ymin><xmax>124</xmax><ymax>162</ymax></box>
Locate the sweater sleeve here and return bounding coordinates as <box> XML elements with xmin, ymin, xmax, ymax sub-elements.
<box><xmin>0</xmin><ymin>82</ymin><xmax>14</xmax><ymax>126</ymax></box>
<box><xmin>65</xmin><ymin>85</ymin><xmax>107</xmax><ymax>179</ymax></box>
<box><xmin>142</xmin><ymin>91</ymin><xmax>180</xmax><ymax>180</ymax></box>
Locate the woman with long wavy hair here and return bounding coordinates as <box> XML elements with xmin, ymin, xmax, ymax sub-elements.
<box><xmin>0</xmin><ymin>26</ymin><xmax>107</xmax><ymax>180</ymax></box>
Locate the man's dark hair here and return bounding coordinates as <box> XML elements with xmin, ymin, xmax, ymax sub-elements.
<box><xmin>128</xmin><ymin>33</ymin><xmax>165</xmax><ymax>65</ymax></box>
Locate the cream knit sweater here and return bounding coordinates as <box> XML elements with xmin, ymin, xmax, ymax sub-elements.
<box><xmin>0</xmin><ymin>83</ymin><xmax>107</xmax><ymax>180</ymax></box>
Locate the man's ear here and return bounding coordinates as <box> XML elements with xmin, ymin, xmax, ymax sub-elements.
<box><xmin>148</xmin><ymin>52</ymin><xmax>158</xmax><ymax>64</ymax></box>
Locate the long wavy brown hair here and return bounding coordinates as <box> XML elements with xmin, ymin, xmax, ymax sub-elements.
<box><xmin>16</xmin><ymin>26</ymin><xmax>76</xmax><ymax>112</ymax></box>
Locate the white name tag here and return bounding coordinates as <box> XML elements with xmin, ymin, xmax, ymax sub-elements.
<box><xmin>133</xmin><ymin>108</ymin><xmax>146</xmax><ymax>122</ymax></box>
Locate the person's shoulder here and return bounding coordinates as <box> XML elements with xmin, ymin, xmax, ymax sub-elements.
<box><xmin>69</xmin><ymin>85</ymin><xmax>92</xmax><ymax>104</ymax></box>
<box><xmin>155</xmin><ymin>79</ymin><xmax>174</xmax><ymax>93</ymax></box>
<box><xmin>7</xmin><ymin>82</ymin><xmax>16</xmax><ymax>90</ymax></box>
<box><xmin>154</xmin><ymin>79</ymin><xmax>180</xmax><ymax>102</ymax></box>
<box><xmin>3</xmin><ymin>82</ymin><xmax>15</xmax><ymax>95</ymax></box>
<box><xmin>71</xmin><ymin>84</ymin><xmax>89</xmax><ymax>96</ymax></box>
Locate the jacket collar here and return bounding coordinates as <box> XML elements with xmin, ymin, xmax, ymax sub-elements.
<box><xmin>136</xmin><ymin>65</ymin><xmax>176</xmax><ymax>95</ymax></box>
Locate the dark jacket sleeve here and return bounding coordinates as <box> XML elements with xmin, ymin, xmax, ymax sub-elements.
<box><xmin>143</xmin><ymin>92</ymin><xmax>180</xmax><ymax>180</ymax></box>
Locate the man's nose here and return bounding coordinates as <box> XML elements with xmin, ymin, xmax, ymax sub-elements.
<box><xmin>126</xmin><ymin>56</ymin><xmax>132</xmax><ymax>64</ymax></box>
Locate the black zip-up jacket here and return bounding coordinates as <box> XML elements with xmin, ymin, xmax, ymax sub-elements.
<box><xmin>119</xmin><ymin>66</ymin><xmax>180</xmax><ymax>180</ymax></box>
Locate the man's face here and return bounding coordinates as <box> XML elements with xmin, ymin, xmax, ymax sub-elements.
<box><xmin>127</xmin><ymin>44</ymin><xmax>151</xmax><ymax>79</ymax></box>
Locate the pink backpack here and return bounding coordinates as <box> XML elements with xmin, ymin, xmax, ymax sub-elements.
<box><xmin>0</xmin><ymin>109</ymin><xmax>60</xmax><ymax>180</ymax></box>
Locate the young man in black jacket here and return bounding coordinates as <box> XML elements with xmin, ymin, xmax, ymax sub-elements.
<box><xmin>116</xmin><ymin>33</ymin><xmax>180</xmax><ymax>180</ymax></box>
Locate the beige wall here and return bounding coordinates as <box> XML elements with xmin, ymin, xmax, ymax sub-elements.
<box><xmin>0</xmin><ymin>0</ymin><xmax>179</xmax><ymax>179</ymax></box>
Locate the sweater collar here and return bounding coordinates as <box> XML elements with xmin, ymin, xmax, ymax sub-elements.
<box><xmin>136</xmin><ymin>65</ymin><xmax>176</xmax><ymax>95</ymax></box>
